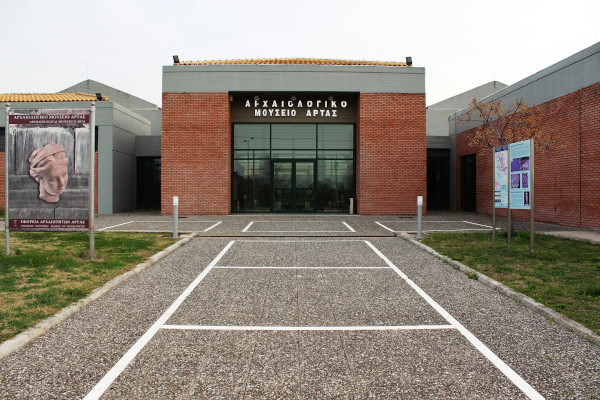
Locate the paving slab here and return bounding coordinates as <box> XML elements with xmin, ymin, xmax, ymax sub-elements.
<box><xmin>0</xmin><ymin>232</ymin><xmax>598</xmax><ymax>399</ymax></box>
<box><xmin>168</xmin><ymin>269</ymin><xmax>446</xmax><ymax>327</ymax></box>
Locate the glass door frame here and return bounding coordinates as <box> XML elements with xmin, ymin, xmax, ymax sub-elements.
<box><xmin>270</xmin><ymin>159</ymin><xmax>317</xmax><ymax>213</ymax></box>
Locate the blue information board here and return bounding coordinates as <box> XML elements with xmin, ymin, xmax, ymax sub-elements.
<box><xmin>509</xmin><ymin>139</ymin><xmax>532</xmax><ymax>210</ymax></box>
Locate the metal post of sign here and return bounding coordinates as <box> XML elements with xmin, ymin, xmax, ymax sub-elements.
<box><xmin>507</xmin><ymin>145</ymin><xmax>512</xmax><ymax>249</ymax></box>
<box><xmin>173</xmin><ymin>196</ymin><xmax>179</xmax><ymax>239</ymax></box>
<box><xmin>349</xmin><ymin>198</ymin><xmax>354</xmax><ymax>215</ymax></box>
<box><xmin>89</xmin><ymin>103</ymin><xmax>96</xmax><ymax>259</ymax></box>
<box><xmin>4</xmin><ymin>103</ymin><xmax>10</xmax><ymax>256</ymax></box>
<box><xmin>492</xmin><ymin>149</ymin><xmax>496</xmax><ymax>244</ymax></box>
<box><xmin>417</xmin><ymin>196</ymin><xmax>423</xmax><ymax>239</ymax></box>
<box><xmin>530</xmin><ymin>139</ymin><xmax>535</xmax><ymax>255</ymax></box>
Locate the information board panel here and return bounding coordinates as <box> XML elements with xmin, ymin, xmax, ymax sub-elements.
<box><xmin>494</xmin><ymin>144</ymin><xmax>509</xmax><ymax>208</ymax></box>
<box><xmin>7</xmin><ymin>108</ymin><xmax>91</xmax><ymax>231</ymax></box>
<box><xmin>509</xmin><ymin>139</ymin><xmax>532</xmax><ymax>210</ymax></box>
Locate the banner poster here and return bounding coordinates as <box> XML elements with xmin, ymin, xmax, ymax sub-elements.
<box><xmin>494</xmin><ymin>144</ymin><xmax>509</xmax><ymax>208</ymax></box>
<box><xmin>7</xmin><ymin>109</ymin><xmax>91</xmax><ymax>231</ymax></box>
<box><xmin>509</xmin><ymin>139</ymin><xmax>532</xmax><ymax>210</ymax></box>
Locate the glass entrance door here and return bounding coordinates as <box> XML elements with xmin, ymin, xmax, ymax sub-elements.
<box><xmin>271</xmin><ymin>160</ymin><xmax>316</xmax><ymax>212</ymax></box>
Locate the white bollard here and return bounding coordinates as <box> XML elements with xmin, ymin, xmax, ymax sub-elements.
<box><xmin>417</xmin><ymin>196</ymin><xmax>423</xmax><ymax>239</ymax></box>
<box><xmin>173</xmin><ymin>196</ymin><xmax>179</xmax><ymax>239</ymax></box>
<box><xmin>349</xmin><ymin>198</ymin><xmax>354</xmax><ymax>215</ymax></box>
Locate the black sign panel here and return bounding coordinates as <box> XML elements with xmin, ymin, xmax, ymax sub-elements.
<box><xmin>231</xmin><ymin>93</ymin><xmax>357</xmax><ymax>123</ymax></box>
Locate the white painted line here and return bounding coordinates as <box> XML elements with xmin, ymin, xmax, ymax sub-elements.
<box><xmin>377</xmin><ymin>220</ymin><xmax>457</xmax><ymax>223</ymax></box>
<box><xmin>375</xmin><ymin>221</ymin><xmax>396</xmax><ymax>232</ymax></box>
<box><xmin>97</xmin><ymin>221</ymin><xmax>134</xmax><ymax>231</ymax></box>
<box><xmin>129</xmin><ymin>220</ymin><xmax>221</xmax><ymax>223</ymax></box>
<box><xmin>213</xmin><ymin>266</ymin><xmax>390</xmax><ymax>270</ymax></box>
<box><xmin>377</xmin><ymin>220</ymin><xmax>489</xmax><ymax>224</ymax></box>
<box><xmin>462</xmin><ymin>220</ymin><xmax>494</xmax><ymax>229</ymax></box>
<box><xmin>161</xmin><ymin>324</ymin><xmax>455</xmax><ymax>331</ymax></box>
<box><xmin>364</xmin><ymin>241</ymin><xmax>545</xmax><ymax>400</ymax></box>
<box><xmin>421</xmin><ymin>228</ymin><xmax>492</xmax><ymax>232</ymax></box>
<box><xmin>244</xmin><ymin>230</ymin><xmax>351</xmax><ymax>233</ymax></box>
<box><xmin>83</xmin><ymin>241</ymin><xmax>236</xmax><ymax>400</ymax></box>
<box><xmin>101</xmin><ymin>230</ymin><xmax>200</xmax><ymax>233</ymax></box>
<box><xmin>342</xmin><ymin>221</ymin><xmax>356</xmax><ymax>232</ymax></box>
<box><xmin>244</xmin><ymin>221</ymin><xmax>355</xmax><ymax>233</ymax></box>
<box><xmin>204</xmin><ymin>221</ymin><xmax>222</xmax><ymax>232</ymax></box>
<box><xmin>375</xmin><ymin>221</ymin><xmax>493</xmax><ymax>233</ymax></box>
<box><xmin>242</xmin><ymin>221</ymin><xmax>254</xmax><ymax>232</ymax></box>
<box><xmin>236</xmin><ymin>239</ymin><xmax>367</xmax><ymax>243</ymax></box>
<box><xmin>247</xmin><ymin>220</ymin><xmax>349</xmax><ymax>223</ymax></box>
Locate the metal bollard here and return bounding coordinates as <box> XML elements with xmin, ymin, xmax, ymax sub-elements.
<box><xmin>349</xmin><ymin>198</ymin><xmax>354</xmax><ymax>215</ymax></box>
<box><xmin>173</xmin><ymin>196</ymin><xmax>179</xmax><ymax>239</ymax></box>
<box><xmin>417</xmin><ymin>196</ymin><xmax>423</xmax><ymax>239</ymax></box>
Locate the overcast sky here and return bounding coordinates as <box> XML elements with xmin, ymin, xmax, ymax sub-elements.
<box><xmin>1</xmin><ymin>0</ymin><xmax>599</xmax><ymax>107</ymax></box>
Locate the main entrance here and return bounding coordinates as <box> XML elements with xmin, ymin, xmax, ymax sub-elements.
<box><xmin>271</xmin><ymin>160</ymin><xmax>317</xmax><ymax>212</ymax></box>
<box><xmin>232</xmin><ymin>123</ymin><xmax>355</xmax><ymax>213</ymax></box>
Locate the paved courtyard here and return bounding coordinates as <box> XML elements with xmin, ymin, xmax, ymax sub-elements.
<box><xmin>0</xmin><ymin>214</ymin><xmax>599</xmax><ymax>399</ymax></box>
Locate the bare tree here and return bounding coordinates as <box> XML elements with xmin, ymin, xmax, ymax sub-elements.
<box><xmin>458</xmin><ymin>97</ymin><xmax>558</xmax><ymax>151</ymax></box>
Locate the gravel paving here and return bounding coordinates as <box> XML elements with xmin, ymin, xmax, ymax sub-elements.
<box><xmin>0</xmin><ymin>213</ymin><xmax>598</xmax><ymax>399</ymax></box>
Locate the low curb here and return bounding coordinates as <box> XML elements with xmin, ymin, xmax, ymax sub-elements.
<box><xmin>398</xmin><ymin>233</ymin><xmax>600</xmax><ymax>347</ymax></box>
<box><xmin>0</xmin><ymin>231</ymin><xmax>200</xmax><ymax>361</ymax></box>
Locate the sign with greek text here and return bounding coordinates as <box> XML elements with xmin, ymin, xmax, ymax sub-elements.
<box><xmin>8</xmin><ymin>108</ymin><xmax>91</xmax><ymax>231</ymax></box>
<box><xmin>231</xmin><ymin>93</ymin><xmax>357</xmax><ymax>123</ymax></box>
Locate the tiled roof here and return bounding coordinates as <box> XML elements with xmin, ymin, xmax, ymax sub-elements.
<box><xmin>175</xmin><ymin>58</ymin><xmax>410</xmax><ymax>67</ymax></box>
<box><xmin>0</xmin><ymin>92</ymin><xmax>109</xmax><ymax>102</ymax></box>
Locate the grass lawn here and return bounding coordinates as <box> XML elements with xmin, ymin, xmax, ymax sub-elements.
<box><xmin>0</xmin><ymin>232</ymin><xmax>175</xmax><ymax>342</ymax></box>
<box><xmin>422</xmin><ymin>231</ymin><xmax>600</xmax><ymax>335</ymax></box>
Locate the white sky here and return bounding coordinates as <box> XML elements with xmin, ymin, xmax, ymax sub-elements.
<box><xmin>1</xmin><ymin>0</ymin><xmax>599</xmax><ymax>107</ymax></box>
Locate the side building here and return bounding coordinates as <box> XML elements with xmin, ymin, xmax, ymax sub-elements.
<box><xmin>450</xmin><ymin>42</ymin><xmax>600</xmax><ymax>229</ymax></box>
<box><xmin>426</xmin><ymin>81</ymin><xmax>507</xmax><ymax>210</ymax></box>
<box><xmin>161</xmin><ymin>58</ymin><xmax>426</xmax><ymax>215</ymax></box>
<box><xmin>61</xmin><ymin>80</ymin><xmax>162</xmax><ymax>210</ymax></box>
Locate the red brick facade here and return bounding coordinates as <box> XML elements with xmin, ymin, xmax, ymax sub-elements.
<box><xmin>161</xmin><ymin>92</ymin><xmax>231</xmax><ymax>215</ymax></box>
<box><xmin>161</xmin><ymin>91</ymin><xmax>426</xmax><ymax>215</ymax></box>
<box><xmin>456</xmin><ymin>82</ymin><xmax>600</xmax><ymax>229</ymax></box>
<box><xmin>357</xmin><ymin>93</ymin><xmax>427</xmax><ymax>215</ymax></box>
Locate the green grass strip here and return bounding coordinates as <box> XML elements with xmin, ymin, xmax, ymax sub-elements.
<box><xmin>0</xmin><ymin>232</ymin><xmax>175</xmax><ymax>342</ymax></box>
<box><xmin>422</xmin><ymin>232</ymin><xmax>600</xmax><ymax>335</ymax></box>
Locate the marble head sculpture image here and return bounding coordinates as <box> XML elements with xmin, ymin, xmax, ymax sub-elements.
<box><xmin>29</xmin><ymin>142</ymin><xmax>69</xmax><ymax>203</ymax></box>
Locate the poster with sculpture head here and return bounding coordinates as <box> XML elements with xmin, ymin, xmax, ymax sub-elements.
<box><xmin>7</xmin><ymin>109</ymin><xmax>90</xmax><ymax>231</ymax></box>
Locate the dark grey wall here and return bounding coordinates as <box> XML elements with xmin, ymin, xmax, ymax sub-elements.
<box><xmin>136</xmin><ymin>136</ymin><xmax>161</xmax><ymax>157</ymax></box>
<box><xmin>111</xmin><ymin>103</ymin><xmax>150</xmax><ymax>212</ymax></box>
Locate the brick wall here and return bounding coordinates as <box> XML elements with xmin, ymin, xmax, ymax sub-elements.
<box><xmin>161</xmin><ymin>92</ymin><xmax>231</xmax><ymax>215</ymax></box>
<box><xmin>456</xmin><ymin>82</ymin><xmax>600</xmax><ymax>229</ymax></box>
<box><xmin>357</xmin><ymin>93</ymin><xmax>427</xmax><ymax>215</ymax></box>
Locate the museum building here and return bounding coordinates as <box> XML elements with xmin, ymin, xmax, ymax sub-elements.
<box><xmin>450</xmin><ymin>42</ymin><xmax>600</xmax><ymax>229</ymax></box>
<box><xmin>161</xmin><ymin>58</ymin><xmax>426</xmax><ymax>215</ymax></box>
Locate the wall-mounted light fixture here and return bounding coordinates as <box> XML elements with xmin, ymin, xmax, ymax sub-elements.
<box><xmin>406</xmin><ymin>57</ymin><xmax>412</xmax><ymax>66</ymax></box>
<box><xmin>173</xmin><ymin>55</ymin><xmax>180</xmax><ymax>64</ymax></box>
<box><xmin>96</xmin><ymin>93</ymin><xmax>102</xmax><ymax>100</ymax></box>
